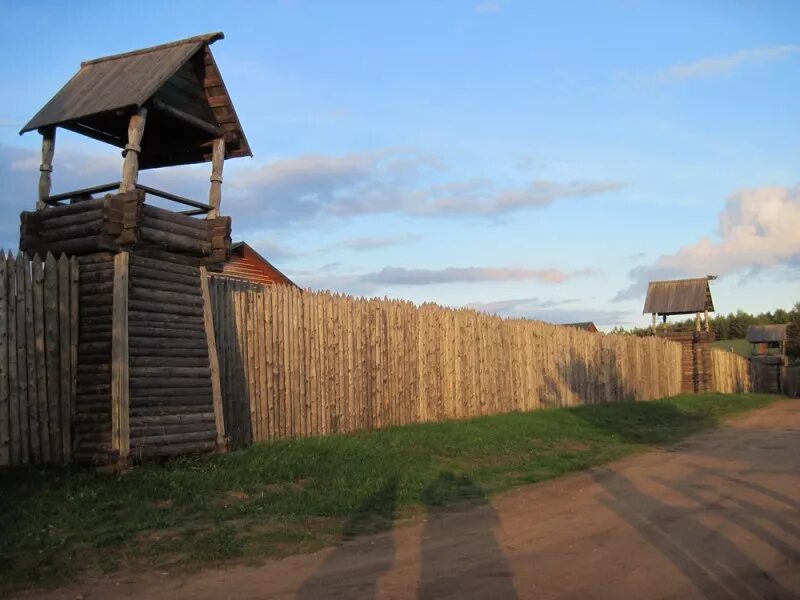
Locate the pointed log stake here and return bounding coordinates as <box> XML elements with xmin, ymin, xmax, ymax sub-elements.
<box><xmin>207</xmin><ymin>137</ymin><xmax>225</xmax><ymax>219</ymax></box>
<box><xmin>38</xmin><ymin>128</ymin><xmax>56</xmax><ymax>210</ymax></box>
<box><xmin>119</xmin><ymin>107</ymin><xmax>147</xmax><ymax>193</ymax></box>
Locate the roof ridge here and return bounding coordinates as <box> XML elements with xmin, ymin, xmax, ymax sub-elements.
<box><xmin>81</xmin><ymin>32</ymin><xmax>223</xmax><ymax>66</ymax></box>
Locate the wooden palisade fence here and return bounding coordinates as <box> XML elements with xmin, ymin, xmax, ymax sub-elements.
<box><xmin>210</xmin><ymin>278</ymin><xmax>691</xmax><ymax>446</ymax></box>
<box><xmin>709</xmin><ymin>348</ymin><xmax>751</xmax><ymax>393</ymax></box>
<box><xmin>0</xmin><ymin>252</ymin><xmax>78</xmax><ymax>466</ymax></box>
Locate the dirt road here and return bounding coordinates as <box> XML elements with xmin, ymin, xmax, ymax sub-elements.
<box><xmin>26</xmin><ymin>400</ymin><xmax>800</xmax><ymax>599</ymax></box>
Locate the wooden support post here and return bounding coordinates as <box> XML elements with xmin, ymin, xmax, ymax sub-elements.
<box><xmin>651</xmin><ymin>313</ymin><xmax>657</xmax><ymax>333</ymax></box>
<box><xmin>200</xmin><ymin>267</ymin><xmax>227</xmax><ymax>449</ymax></box>
<box><xmin>695</xmin><ymin>312</ymin><xmax>701</xmax><ymax>332</ymax></box>
<box><xmin>207</xmin><ymin>137</ymin><xmax>225</xmax><ymax>219</ymax></box>
<box><xmin>119</xmin><ymin>107</ymin><xmax>147</xmax><ymax>193</ymax></box>
<box><xmin>111</xmin><ymin>252</ymin><xmax>130</xmax><ymax>461</ymax></box>
<box><xmin>704</xmin><ymin>308</ymin><xmax>710</xmax><ymax>332</ymax></box>
<box><xmin>38</xmin><ymin>128</ymin><xmax>56</xmax><ymax>210</ymax></box>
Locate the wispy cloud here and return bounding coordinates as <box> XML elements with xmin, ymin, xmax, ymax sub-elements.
<box><xmin>658</xmin><ymin>45</ymin><xmax>800</xmax><ymax>82</ymax></box>
<box><xmin>415</xmin><ymin>179</ymin><xmax>625</xmax><ymax>217</ymax></box>
<box><xmin>361</xmin><ymin>266</ymin><xmax>595</xmax><ymax>285</ymax></box>
<box><xmin>465</xmin><ymin>297</ymin><xmax>630</xmax><ymax>326</ymax></box>
<box><xmin>475</xmin><ymin>1</ymin><xmax>502</xmax><ymax>13</ymax></box>
<box><xmin>1</xmin><ymin>144</ymin><xmax>621</xmax><ymax>232</ymax></box>
<box><xmin>326</xmin><ymin>233</ymin><xmax>422</xmax><ymax>252</ymax></box>
<box><xmin>615</xmin><ymin>184</ymin><xmax>800</xmax><ymax>300</ymax></box>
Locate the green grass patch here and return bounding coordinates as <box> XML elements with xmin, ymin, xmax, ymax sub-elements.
<box><xmin>712</xmin><ymin>338</ymin><xmax>750</xmax><ymax>357</ymax></box>
<box><xmin>0</xmin><ymin>392</ymin><xmax>780</xmax><ymax>592</ymax></box>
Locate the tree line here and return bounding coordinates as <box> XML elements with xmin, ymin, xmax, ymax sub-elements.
<box><xmin>609</xmin><ymin>301</ymin><xmax>800</xmax><ymax>357</ymax></box>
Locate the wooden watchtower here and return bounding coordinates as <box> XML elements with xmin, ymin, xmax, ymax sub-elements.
<box><xmin>746</xmin><ymin>324</ymin><xmax>788</xmax><ymax>394</ymax></box>
<box><xmin>18</xmin><ymin>33</ymin><xmax>250</xmax><ymax>465</ymax></box>
<box><xmin>643</xmin><ymin>277</ymin><xmax>716</xmax><ymax>393</ymax></box>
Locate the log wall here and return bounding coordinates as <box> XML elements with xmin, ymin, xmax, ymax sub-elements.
<box><xmin>127</xmin><ymin>254</ymin><xmax>218</xmax><ymax>459</ymax></box>
<box><xmin>0</xmin><ymin>252</ymin><xmax>78</xmax><ymax>467</ymax></box>
<box><xmin>209</xmin><ymin>279</ymin><xmax>687</xmax><ymax>446</ymax></box>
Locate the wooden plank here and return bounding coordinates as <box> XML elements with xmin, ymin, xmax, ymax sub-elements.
<box><xmin>111</xmin><ymin>252</ymin><xmax>130</xmax><ymax>460</ymax></box>
<box><xmin>199</xmin><ymin>267</ymin><xmax>226</xmax><ymax>449</ymax></box>
<box><xmin>43</xmin><ymin>254</ymin><xmax>61</xmax><ymax>464</ymax></box>
<box><xmin>0</xmin><ymin>253</ymin><xmax>8</xmax><ymax>466</ymax></box>
<box><xmin>15</xmin><ymin>255</ymin><xmax>29</xmax><ymax>464</ymax></box>
<box><xmin>58</xmin><ymin>255</ymin><xmax>72</xmax><ymax>462</ymax></box>
<box><xmin>24</xmin><ymin>255</ymin><xmax>39</xmax><ymax>462</ymax></box>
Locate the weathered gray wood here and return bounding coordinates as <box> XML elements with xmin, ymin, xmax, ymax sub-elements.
<box><xmin>207</xmin><ymin>137</ymin><xmax>225</xmax><ymax>218</ymax></box>
<box><xmin>150</xmin><ymin>98</ymin><xmax>222</xmax><ymax>138</ymax></box>
<box><xmin>58</xmin><ymin>255</ymin><xmax>72</xmax><ymax>462</ymax></box>
<box><xmin>129</xmin><ymin>287</ymin><xmax>204</xmax><ymax>307</ymax></box>
<box><xmin>130</xmin><ymin>356</ymin><xmax>209</xmax><ymax>368</ymax></box>
<box><xmin>130</xmin><ymin>277</ymin><xmax>203</xmax><ymax>297</ymax></box>
<box><xmin>40</xmin><ymin>208</ymin><xmax>102</xmax><ymax>231</ymax></box>
<box><xmin>128</xmin><ymin>346</ymin><xmax>208</xmax><ymax>357</ymax></box>
<box><xmin>32</xmin><ymin>259</ymin><xmax>49</xmax><ymax>462</ymax></box>
<box><xmin>142</xmin><ymin>204</ymin><xmax>209</xmax><ymax>231</ymax></box>
<box><xmin>120</xmin><ymin>107</ymin><xmax>147</xmax><ymax>193</ymax></box>
<box><xmin>111</xmin><ymin>252</ymin><xmax>129</xmax><ymax>460</ymax></box>
<box><xmin>130</xmin><ymin>366</ymin><xmax>210</xmax><ymax>378</ymax></box>
<box><xmin>35</xmin><ymin>221</ymin><xmax>103</xmax><ymax>242</ymax></box>
<box><xmin>15</xmin><ymin>255</ymin><xmax>29</xmax><ymax>464</ymax></box>
<box><xmin>128</xmin><ymin>326</ymin><xmax>206</xmax><ymax>339</ymax></box>
<box><xmin>128</xmin><ymin>337</ymin><xmax>208</xmax><ymax>350</ymax></box>
<box><xmin>141</xmin><ymin>215</ymin><xmax>211</xmax><ymax>241</ymax></box>
<box><xmin>44</xmin><ymin>253</ymin><xmax>61</xmax><ymax>463</ymax></box>
<box><xmin>70</xmin><ymin>257</ymin><xmax>79</xmax><ymax>460</ymax></box>
<box><xmin>127</xmin><ymin>310</ymin><xmax>204</xmax><ymax>326</ymax></box>
<box><xmin>199</xmin><ymin>267</ymin><xmax>225</xmax><ymax>447</ymax></box>
<box><xmin>0</xmin><ymin>253</ymin><xmax>8</xmax><ymax>465</ymax></box>
<box><xmin>37</xmin><ymin>128</ymin><xmax>56</xmax><ymax>210</ymax></box>
<box><xmin>137</xmin><ymin>439</ymin><xmax>215</xmax><ymax>458</ymax></box>
<box><xmin>129</xmin><ymin>265</ymin><xmax>199</xmax><ymax>287</ymax></box>
<box><xmin>139</xmin><ymin>226</ymin><xmax>211</xmax><ymax>255</ymax></box>
<box><xmin>38</xmin><ymin>197</ymin><xmax>106</xmax><ymax>220</ymax></box>
<box><xmin>24</xmin><ymin>255</ymin><xmax>39</xmax><ymax>462</ymax></box>
<box><xmin>129</xmin><ymin>253</ymin><xmax>201</xmax><ymax>276</ymax></box>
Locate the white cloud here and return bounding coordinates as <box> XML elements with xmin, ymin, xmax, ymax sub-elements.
<box><xmin>616</xmin><ymin>185</ymin><xmax>800</xmax><ymax>300</ymax></box>
<box><xmin>659</xmin><ymin>45</ymin><xmax>800</xmax><ymax>82</ymax></box>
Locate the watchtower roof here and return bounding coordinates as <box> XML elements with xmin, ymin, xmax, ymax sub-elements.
<box><xmin>20</xmin><ymin>32</ymin><xmax>251</xmax><ymax>169</ymax></box>
<box><xmin>642</xmin><ymin>277</ymin><xmax>714</xmax><ymax>316</ymax></box>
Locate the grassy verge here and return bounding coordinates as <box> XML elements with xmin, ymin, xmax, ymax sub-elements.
<box><xmin>0</xmin><ymin>392</ymin><xmax>781</xmax><ymax>592</ymax></box>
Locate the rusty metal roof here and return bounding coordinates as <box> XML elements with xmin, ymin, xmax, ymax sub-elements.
<box><xmin>746</xmin><ymin>324</ymin><xmax>788</xmax><ymax>343</ymax></box>
<box><xmin>20</xmin><ymin>33</ymin><xmax>251</xmax><ymax>169</ymax></box>
<box><xmin>642</xmin><ymin>278</ymin><xmax>714</xmax><ymax>315</ymax></box>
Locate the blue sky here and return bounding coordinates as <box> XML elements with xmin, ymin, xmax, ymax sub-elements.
<box><xmin>1</xmin><ymin>0</ymin><xmax>798</xmax><ymax>328</ymax></box>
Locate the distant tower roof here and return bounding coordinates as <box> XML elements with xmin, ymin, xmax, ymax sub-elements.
<box><xmin>642</xmin><ymin>277</ymin><xmax>714</xmax><ymax>315</ymax></box>
<box><xmin>746</xmin><ymin>324</ymin><xmax>788</xmax><ymax>344</ymax></box>
<box><xmin>20</xmin><ymin>32</ymin><xmax>251</xmax><ymax>169</ymax></box>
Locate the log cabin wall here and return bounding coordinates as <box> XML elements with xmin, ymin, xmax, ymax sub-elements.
<box><xmin>127</xmin><ymin>254</ymin><xmax>218</xmax><ymax>459</ymax></box>
<box><xmin>19</xmin><ymin>192</ymin><xmax>230</xmax><ymax>465</ymax></box>
<box><xmin>74</xmin><ymin>253</ymin><xmax>115</xmax><ymax>463</ymax></box>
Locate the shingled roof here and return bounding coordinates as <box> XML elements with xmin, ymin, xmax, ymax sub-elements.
<box><xmin>21</xmin><ymin>32</ymin><xmax>251</xmax><ymax>169</ymax></box>
<box><xmin>642</xmin><ymin>278</ymin><xmax>714</xmax><ymax>316</ymax></box>
<box><xmin>746</xmin><ymin>324</ymin><xmax>788</xmax><ymax>344</ymax></box>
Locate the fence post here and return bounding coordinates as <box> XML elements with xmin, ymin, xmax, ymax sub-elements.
<box><xmin>200</xmin><ymin>268</ymin><xmax>227</xmax><ymax>450</ymax></box>
<box><xmin>111</xmin><ymin>252</ymin><xmax>129</xmax><ymax>462</ymax></box>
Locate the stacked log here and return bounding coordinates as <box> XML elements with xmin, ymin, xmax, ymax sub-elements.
<box><xmin>127</xmin><ymin>254</ymin><xmax>217</xmax><ymax>459</ymax></box>
<box><xmin>20</xmin><ymin>191</ymin><xmax>145</xmax><ymax>256</ymax></box>
<box><xmin>19</xmin><ymin>191</ymin><xmax>229</xmax><ymax>267</ymax></box>
<box><xmin>73</xmin><ymin>252</ymin><xmax>116</xmax><ymax>464</ymax></box>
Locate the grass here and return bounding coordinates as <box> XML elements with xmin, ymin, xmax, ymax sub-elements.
<box><xmin>0</xmin><ymin>392</ymin><xmax>782</xmax><ymax>593</ymax></box>
<box><xmin>712</xmin><ymin>338</ymin><xmax>750</xmax><ymax>357</ymax></box>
